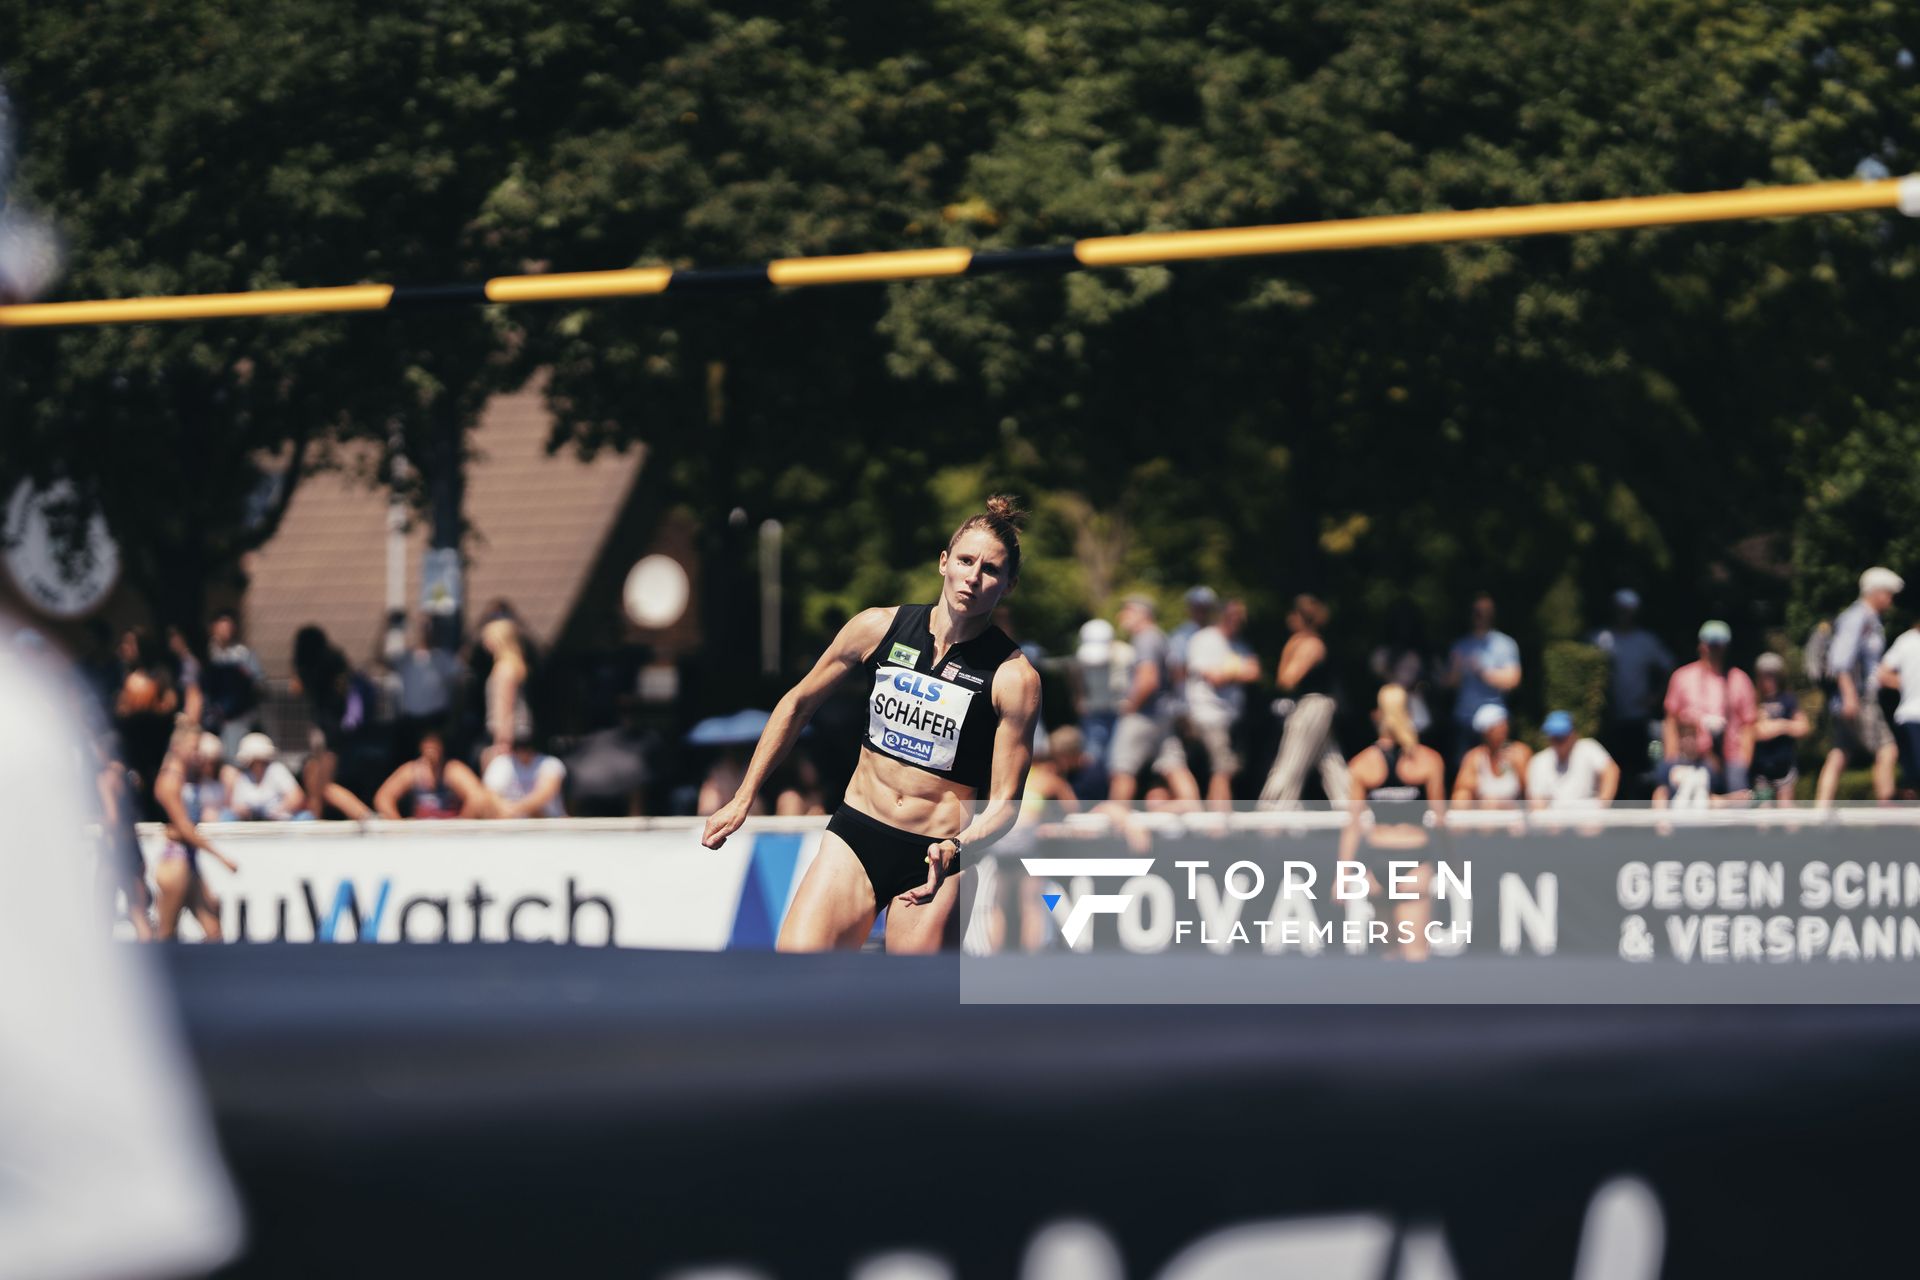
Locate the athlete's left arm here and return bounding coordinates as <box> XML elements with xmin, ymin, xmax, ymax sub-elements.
<box><xmin>962</xmin><ymin>657</ymin><xmax>1042</xmax><ymax>849</ymax></box>
<box><xmin>899</xmin><ymin>659</ymin><xmax>1041</xmax><ymax>907</ymax></box>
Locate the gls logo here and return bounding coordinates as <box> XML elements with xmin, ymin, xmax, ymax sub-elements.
<box><xmin>1020</xmin><ymin>858</ymin><xmax>1156</xmax><ymax>946</ymax></box>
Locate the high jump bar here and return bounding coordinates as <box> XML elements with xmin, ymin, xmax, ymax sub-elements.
<box><xmin>3</xmin><ymin>175</ymin><xmax>1915</xmax><ymax>329</ymax></box>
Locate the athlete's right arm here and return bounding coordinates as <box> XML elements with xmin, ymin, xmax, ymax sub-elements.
<box><xmin>700</xmin><ymin>607</ymin><xmax>895</xmax><ymax>850</ymax></box>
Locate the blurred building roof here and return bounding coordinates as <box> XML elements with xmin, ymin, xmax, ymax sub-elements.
<box><xmin>243</xmin><ymin>385</ymin><xmax>644</xmax><ymax>678</ymax></box>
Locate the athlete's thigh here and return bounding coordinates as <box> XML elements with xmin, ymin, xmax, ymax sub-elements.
<box><xmin>884</xmin><ymin>866</ymin><xmax>966</xmax><ymax>954</ymax></box>
<box><xmin>777</xmin><ymin>830</ymin><xmax>878</xmax><ymax>953</ymax></box>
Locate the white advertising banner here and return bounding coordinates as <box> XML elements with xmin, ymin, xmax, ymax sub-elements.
<box><xmin>140</xmin><ymin>820</ymin><xmax>826</xmax><ymax>950</ymax></box>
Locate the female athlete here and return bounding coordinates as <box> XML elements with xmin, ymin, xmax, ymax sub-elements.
<box><xmin>1339</xmin><ymin>684</ymin><xmax>1447</xmax><ymax>959</ymax></box>
<box><xmin>701</xmin><ymin>496</ymin><xmax>1042</xmax><ymax>953</ymax></box>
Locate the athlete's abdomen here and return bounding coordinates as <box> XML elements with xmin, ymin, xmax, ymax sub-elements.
<box><xmin>843</xmin><ymin>749</ymin><xmax>976</xmax><ymax>837</ymax></box>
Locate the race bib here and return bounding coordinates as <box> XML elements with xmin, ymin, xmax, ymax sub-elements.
<box><xmin>868</xmin><ymin>664</ymin><xmax>977</xmax><ymax>771</ymax></box>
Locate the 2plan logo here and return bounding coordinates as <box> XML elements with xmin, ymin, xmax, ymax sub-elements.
<box><xmin>882</xmin><ymin>728</ymin><xmax>936</xmax><ymax>762</ymax></box>
<box><xmin>1019</xmin><ymin>857</ymin><xmax>1156</xmax><ymax>946</ymax></box>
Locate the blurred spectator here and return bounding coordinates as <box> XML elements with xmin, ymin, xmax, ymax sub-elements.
<box><xmin>1340</xmin><ymin>684</ymin><xmax>1447</xmax><ymax>958</ymax></box>
<box><xmin>165</xmin><ymin>626</ymin><xmax>205</xmax><ymax>730</ymax></box>
<box><xmin>92</xmin><ymin>734</ymin><xmax>153</xmax><ymax>941</ymax></box>
<box><xmin>1041</xmin><ymin>724</ymin><xmax>1092</xmax><ymax>799</ymax></box>
<box><xmin>1166</xmin><ymin>584</ymin><xmax>1218</xmax><ymax>707</ymax></box>
<box><xmin>192</xmin><ymin>733</ymin><xmax>231</xmax><ymax>823</ymax></box>
<box><xmin>201</xmin><ymin>610</ymin><xmax>265</xmax><ymax>757</ymax></box>
<box><xmin>1183</xmin><ymin>597</ymin><xmax>1260</xmax><ymax>808</ymax></box>
<box><xmin>1452</xmin><ymin>704</ymin><xmax>1532</xmax><ymax>809</ymax></box>
<box><xmin>221</xmin><ymin>733</ymin><xmax>308</xmax><ymax>822</ymax></box>
<box><xmin>1526</xmin><ymin>710</ymin><xmax>1619</xmax><ymax>810</ymax></box>
<box><xmin>1444</xmin><ymin>593</ymin><xmax>1521</xmax><ymax>762</ymax></box>
<box><xmin>1591</xmin><ymin>589</ymin><xmax>1674</xmax><ymax>797</ymax></box>
<box><xmin>393</xmin><ymin>614</ymin><xmax>464</xmax><ymax>753</ymax></box>
<box><xmin>291</xmin><ymin>624</ymin><xmax>381</xmax><ymax>814</ymax></box>
<box><xmin>1816</xmin><ymin>567</ymin><xmax>1904</xmax><ymax>805</ymax></box>
<box><xmin>1022</xmin><ymin>726</ymin><xmax>1085</xmax><ymax>815</ymax></box>
<box><xmin>151</xmin><ymin>721</ymin><xmax>238</xmax><ymax>941</ymax></box>
<box><xmin>1107</xmin><ymin>597</ymin><xmax>1201</xmax><ymax>807</ymax></box>
<box><xmin>374</xmin><ymin>726</ymin><xmax>486</xmax><ymax>820</ymax></box>
<box><xmin>478</xmin><ymin>617</ymin><xmax>532</xmax><ymax>769</ymax></box>
<box><xmin>1369</xmin><ymin>600</ymin><xmax>1435</xmax><ymax>744</ymax></box>
<box><xmin>1070</xmin><ymin>617</ymin><xmax>1129</xmax><ymax>799</ymax></box>
<box><xmin>1652</xmin><ymin>718</ymin><xmax>1718</xmax><ymax>810</ymax></box>
<box><xmin>994</xmin><ymin>604</ymin><xmax>1050</xmax><ymax>753</ymax></box>
<box><xmin>1750</xmin><ymin>653</ymin><xmax>1810</xmax><ymax>806</ymax></box>
<box><xmin>482</xmin><ymin>735</ymin><xmax>567</xmax><ymax>818</ymax></box>
<box><xmin>696</xmin><ymin>750</ymin><xmax>764</xmax><ymax>818</ymax></box>
<box><xmin>113</xmin><ymin>627</ymin><xmax>179</xmax><ymax>821</ymax></box>
<box><xmin>1259</xmin><ymin>593</ymin><xmax>1350</xmax><ymax>809</ymax></box>
<box><xmin>1877</xmin><ymin>616</ymin><xmax>1920</xmax><ymax>797</ymax></box>
<box><xmin>1662</xmin><ymin>620</ymin><xmax>1757</xmax><ymax>795</ymax></box>
<box><xmin>771</xmin><ymin>751</ymin><xmax>827</xmax><ymax>817</ymax></box>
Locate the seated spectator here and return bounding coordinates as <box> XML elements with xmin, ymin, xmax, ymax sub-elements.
<box><xmin>1663</xmin><ymin>620</ymin><xmax>1757</xmax><ymax>794</ymax></box>
<box><xmin>1652</xmin><ymin>718</ymin><xmax>1719</xmax><ymax>810</ymax></box>
<box><xmin>1750</xmin><ymin>653</ymin><xmax>1810</xmax><ymax>805</ymax></box>
<box><xmin>771</xmin><ymin>752</ymin><xmax>827</xmax><ymax>817</ymax></box>
<box><xmin>1042</xmin><ymin>725</ymin><xmax>1099</xmax><ymax>802</ymax></box>
<box><xmin>697</xmin><ymin>750</ymin><xmax>764</xmax><ymax>818</ymax></box>
<box><xmin>1024</xmin><ymin>726</ymin><xmax>1086</xmax><ymax>816</ymax></box>
<box><xmin>1452</xmin><ymin>704</ymin><xmax>1532</xmax><ymax>809</ymax></box>
<box><xmin>1526</xmin><ymin>711</ymin><xmax>1620</xmax><ymax>810</ymax></box>
<box><xmin>482</xmin><ymin>734</ymin><xmax>568</xmax><ymax>818</ymax></box>
<box><xmin>222</xmin><ymin>733</ymin><xmax>310</xmax><ymax>821</ymax></box>
<box><xmin>193</xmin><ymin>734</ymin><xmax>232</xmax><ymax>823</ymax></box>
<box><xmin>374</xmin><ymin>727</ymin><xmax>487</xmax><ymax>820</ymax></box>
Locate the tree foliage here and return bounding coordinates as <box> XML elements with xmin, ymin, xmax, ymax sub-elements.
<box><xmin>6</xmin><ymin>0</ymin><xmax>1920</xmax><ymax>685</ymax></box>
<box><xmin>1</xmin><ymin>0</ymin><xmax>535</xmax><ymax>626</ymax></box>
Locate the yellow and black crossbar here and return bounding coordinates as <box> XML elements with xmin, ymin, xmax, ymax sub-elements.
<box><xmin>2</xmin><ymin>175</ymin><xmax>1913</xmax><ymax>329</ymax></box>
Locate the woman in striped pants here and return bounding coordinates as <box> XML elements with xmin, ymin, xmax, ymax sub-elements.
<box><xmin>1258</xmin><ymin>595</ymin><xmax>1351</xmax><ymax>809</ymax></box>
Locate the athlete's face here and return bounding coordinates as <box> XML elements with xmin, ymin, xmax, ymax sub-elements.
<box><xmin>939</xmin><ymin>530</ymin><xmax>1014</xmax><ymax>617</ymax></box>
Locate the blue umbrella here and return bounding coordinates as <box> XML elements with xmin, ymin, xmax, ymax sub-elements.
<box><xmin>684</xmin><ymin>709</ymin><xmax>773</xmax><ymax>747</ymax></box>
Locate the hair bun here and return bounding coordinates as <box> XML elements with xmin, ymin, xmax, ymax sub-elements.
<box><xmin>983</xmin><ymin>493</ymin><xmax>1026</xmax><ymax>528</ymax></box>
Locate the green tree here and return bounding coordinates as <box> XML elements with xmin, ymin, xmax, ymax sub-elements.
<box><xmin>0</xmin><ymin>0</ymin><xmax>535</xmax><ymax>629</ymax></box>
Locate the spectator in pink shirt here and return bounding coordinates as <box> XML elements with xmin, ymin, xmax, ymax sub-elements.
<box><xmin>1662</xmin><ymin>620</ymin><xmax>1757</xmax><ymax>794</ymax></box>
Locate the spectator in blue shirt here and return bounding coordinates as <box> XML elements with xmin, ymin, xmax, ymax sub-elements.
<box><xmin>1444</xmin><ymin>593</ymin><xmax>1521</xmax><ymax>764</ymax></box>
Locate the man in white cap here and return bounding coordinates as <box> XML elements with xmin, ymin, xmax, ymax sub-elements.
<box><xmin>1069</xmin><ymin>617</ymin><xmax>1129</xmax><ymax>797</ymax></box>
<box><xmin>1816</xmin><ymin>566</ymin><xmax>1904</xmax><ymax>805</ymax></box>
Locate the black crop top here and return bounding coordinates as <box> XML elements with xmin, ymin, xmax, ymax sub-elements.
<box><xmin>1366</xmin><ymin>743</ymin><xmax>1429</xmax><ymax>827</ymax></box>
<box><xmin>859</xmin><ymin>603</ymin><xmax>1020</xmax><ymax>791</ymax></box>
